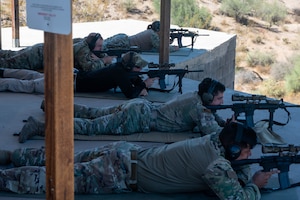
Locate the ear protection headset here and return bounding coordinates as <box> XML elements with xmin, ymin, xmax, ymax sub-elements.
<box><xmin>87</xmin><ymin>33</ymin><xmax>101</xmax><ymax>50</ymax></box>
<box><xmin>202</xmin><ymin>79</ymin><xmax>218</xmax><ymax>105</ymax></box>
<box><xmin>227</xmin><ymin>123</ymin><xmax>244</xmax><ymax>161</ymax></box>
<box><xmin>124</xmin><ymin>51</ymin><xmax>135</xmax><ymax>71</ymax></box>
<box><xmin>148</xmin><ymin>21</ymin><xmax>160</xmax><ymax>32</ymax></box>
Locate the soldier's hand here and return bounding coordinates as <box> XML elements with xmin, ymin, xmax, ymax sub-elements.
<box><xmin>139</xmin><ymin>88</ymin><xmax>148</xmax><ymax>96</ymax></box>
<box><xmin>252</xmin><ymin>170</ymin><xmax>280</xmax><ymax>188</ymax></box>
<box><xmin>102</xmin><ymin>56</ymin><xmax>116</xmax><ymax>64</ymax></box>
<box><xmin>144</xmin><ymin>77</ymin><xmax>158</xmax><ymax>88</ymax></box>
<box><xmin>226</xmin><ymin>114</ymin><xmax>236</xmax><ymax>125</ymax></box>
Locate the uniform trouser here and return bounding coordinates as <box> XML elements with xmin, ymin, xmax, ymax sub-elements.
<box><xmin>0</xmin><ymin>43</ymin><xmax>44</xmax><ymax>70</ymax></box>
<box><xmin>2</xmin><ymin>142</ymin><xmax>140</xmax><ymax>194</ymax></box>
<box><xmin>74</xmin><ymin>98</ymin><xmax>153</xmax><ymax>135</ymax></box>
<box><xmin>0</xmin><ymin>69</ymin><xmax>44</xmax><ymax>93</ymax></box>
<box><xmin>103</xmin><ymin>33</ymin><xmax>131</xmax><ymax>50</ymax></box>
<box><xmin>0</xmin><ymin>78</ymin><xmax>44</xmax><ymax>93</ymax></box>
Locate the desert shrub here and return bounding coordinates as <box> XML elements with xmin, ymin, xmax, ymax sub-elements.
<box><xmin>235</xmin><ymin>68</ymin><xmax>261</xmax><ymax>84</ymax></box>
<box><xmin>270</xmin><ymin>61</ymin><xmax>293</xmax><ymax>81</ymax></box>
<box><xmin>122</xmin><ymin>0</ymin><xmax>137</xmax><ymax>12</ymax></box>
<box><xmin>285</xmin><ymin>55</ymin><xmax>300</xmax><ymax>93</ymax></box>
<box><xmin>255</xmin><ymin>0</ymin><xmax>287</xmax><ymax>27</ymax></box>
<box><xmin>246</xmin><ymin>51</ymin><xmax>275</xmax><ymax>67</ymax></box>
<box><xmin>220</xmin><ymin>0</ymin><xmax>253</xmax><ymax>22</ymax></box>
<box><xmin>153</xmin><ymin>0</ymin><xmax>212</xmax><ymax>28</ymax></box>
<box><xmin>258</xmin><ymin>79</ymin><xmax>285</xmax><ymax>98</ymax></box>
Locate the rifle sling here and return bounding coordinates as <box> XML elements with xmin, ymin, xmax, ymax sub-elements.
<box><xmin>260</xmin><ymin>107</ymin><xmax>291</xmax><ymax>127</ymax></box>
<box><xmin>148</xmin><ymin>80</ymin><xmax>177</xmax><ymax>93</ymax></box>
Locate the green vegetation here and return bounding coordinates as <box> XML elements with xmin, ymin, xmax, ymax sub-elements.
<box><xmin>285</xmin><ymin>55</ymin><xmax>300</xmax><ymax>93</ymax></box>
<box><xmin>220</xmin><ymin>0</ymin><xmax>287</xmax><ymax>27</ymax></box>
<box><xmin>246</xmin><ymin>51</ymin><xmax>275</xmax><ymax>67</ymax></box>
<box><xmin>220</xmin><ymin>0</ymin><xmax>253</xmax><ymax>23</ymax></box>
<box><xmin>254</xmin><ymin>0</ymin><xmax>287</xmax><ymax>27</ymax></box>
<box><xmin>153</xmin><ymin>0</ymin><xmax>212</xmax><ymax>28</ymax></box>
<box><xmin>258</xmin><ymin>79</ymin><xmax>286</xmax><ymax>99</ymax></box>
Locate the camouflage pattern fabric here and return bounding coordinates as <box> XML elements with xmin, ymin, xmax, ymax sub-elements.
<box><xmin>0</xmin><ymin>69</ymin><xmax>44</xmax><ymax>93</ymax></box>
<box><xmin>102</xmin><ymin>33</ymin><xmax>131</xmax><ymax>50</ymax></box>
<box><xmin>128</xmin><ymin>30</ymin><xmax>160</xmax><ymax>51</ymax></box>
<box><xmin>74</xmin><ymin>141</ymin><xmax>140</xmax><ymax>193</ymax></box>
<box><xmin>203</xmin><ymin>158</ymin><xmax>261</xmax><ymax>200</ymax></box>
<box><xmin>74</xmin><ymin>103</ymin><xmax>124</xmax><ymax>119</ymax></box>
<box><xmin>0</xmin><ymin>43</ymin><xmax>44</xmax><ymax>70</ymax></box>
<box><xmin>73</xmin><ymin>92</ymin><xmax>223</xmax><ymax>135</ymax></box>
<box><xmin>137</xmin><ymin>133</ymin><xmax>261</xmax><ymax>199</ymax></box>
<box><xmin>18</xmin><ymin>92</ymin><xmax>224</xmax><ymax>140</ymax></box>
<box><xmin>103</xmin><ymin>31</ymin><xmax>175</xmax><ymax>52</ymax></box>
<box><xmin>0</xmin><ymin>166</ymin><xmax>46</xmax><ymax>194</ymax></box>
<box><xmin>73</xmin><ymin>40</ymin><xmax>107</xmax><ymax>71</ymax></box>
<box><xmin>0</xmin><ymin>141</ymin><xmax>140</xmax><ymax>194</ymax></box>
<box><xmin>74</xmin><ymin>98</ymin><xmax>153</xmax><ymax>135</ymax></box>
<box><xmin>11</xmin><ymin>147</ymin><xmax>46</xmax><ymax>167</ymax></box>
<box><xmin>2</xmin><ymin>68</ymin><xmax>44</xmax><ymax>80</ymax></box>
<box><xmin>154</xmin><ymin>91</ymin><xmax>223</xmax><ymax>134</ymax></box>
<box><xmin>0</xmin><ymin>136</ymin><xmax>261</xmax><ymax>197</ymax></box>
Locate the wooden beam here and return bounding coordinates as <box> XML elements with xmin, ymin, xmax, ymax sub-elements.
<box><xmin>11</xmin><ymin>0</ymin><xmax>19</xmax><ymax>47</ymax></box>
<box><xmin>159</xmin><ymin>0</ymin><xmax>171</xmax><ymax>65</ymax></box>
<box><xmin>44</xmin><ymin>32</ymin><xmax>74</xmax><ymax>199</ymax></box>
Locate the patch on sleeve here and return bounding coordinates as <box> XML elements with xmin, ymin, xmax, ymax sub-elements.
<box><xmin>226</xmin><ymin>170</ymin><xmax>238</xmax><ymax>179</ymax></box>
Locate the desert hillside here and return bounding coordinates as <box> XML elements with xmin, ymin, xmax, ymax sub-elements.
<box><xmin>1</xmin><ymin>0</ymin><xmax>300</xmax><ymax>103</ymax></box>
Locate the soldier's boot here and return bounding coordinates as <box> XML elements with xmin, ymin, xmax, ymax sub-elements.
<box><xmin>11</xmin><ymin>147</ymin><xmax>46</xmax><ymax>167</ymax></box>
<box><xmin>18</xmin><ymin>116</ymin><xmax>45</xmax><ymax>143</ymax></box>
<box><xmin>0</xmin><ymin>150</ymin><xmax>12</xmax><ymax>165</ymax></box>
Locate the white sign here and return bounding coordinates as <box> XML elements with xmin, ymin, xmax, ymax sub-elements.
<box><xmin>26</xmin><ymin>0</ymin><xmax>71</xmax><ymax>35</ymax></box>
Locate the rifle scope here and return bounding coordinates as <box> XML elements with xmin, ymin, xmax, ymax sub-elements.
<box><xmin>262</xmin><ymin>144</ymin><xmax>300</xmax><ymax>154</ymax></box>
<box><xmin>232</xmin><ymin>94</ymin><xmax>266</xmax><ymax>102</ymax></box>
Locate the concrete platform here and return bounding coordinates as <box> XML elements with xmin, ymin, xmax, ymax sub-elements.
<box><xmin>1</xmin><ymin>20</ymin><xmax>300</xmax><ymax>199</ymax></box>
<box><xmin>1</xmin><ymin>81</ymin><xmax>300</xmax><ymax>200</ymax></box>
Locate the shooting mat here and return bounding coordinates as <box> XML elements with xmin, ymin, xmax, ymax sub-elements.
<box><xmin>74</xmin><ymin>88</ymin><xmax>181</xmax><ymax>103</ymax></box>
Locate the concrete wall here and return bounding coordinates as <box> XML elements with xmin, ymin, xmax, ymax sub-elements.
<box><xmin>175</xmin><ymin>35</ymin><xmax>237</xmax><ymax>89</ymax></box>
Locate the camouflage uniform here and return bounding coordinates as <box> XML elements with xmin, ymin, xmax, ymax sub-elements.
<box><xmin>0</xmin><ymin>38</ymin><xmax>105</xmax><ymax>72</ymax></box>
<box><xmin>137</xmin><ymin>133</ymin><xmax>261</xmax><ymax>199</ymax></box>
<box><xmin>17</xmin><ymin>92</ymin><xmax>225</xmax><ymax>141</ymax></box>
<box><xmin>102</xmin><ymin>30</ymin><xmax>159</xmax><ymax>51</ymax></box>
<box><xmin>74</xmin><ymin>98</ymin><xmax>153</xmax><ymax>135</ymax></box>
<box><xmin>103</xmin><ymin>30</ymin><xmax>176</xmax><ymax>52</ymax></box>
<box><xmin>0</xmin><ymin>69</ymin><xmax>44</xmax><ymax>93</ymax></box>
<box><xmin>73</xmin><ymin>91</ymin><xmax>223</xmax><ymax>136</ymax></box>
<box><xmin>0</xmin><ymin>43</ymin><xmax>44</xmax><ymax>70</ymax></box>
<box><xmin>1</xmin><ymin>141</ymin><xmax>140</xmax><ymax>194</ymax></box>
<box><xmin>73</xmin><ymin>39</ymin><xmax>107</xmax><ymax>72</ymax></box>
<box><xmin>102</xmin><ymin>33</ymin><xmax>131</xmax><ymax>50</ymax></box>
<box><xmin>1</xmin><ymin>135</ymin><xmax>261</xmax><ymax>199</ymax></box>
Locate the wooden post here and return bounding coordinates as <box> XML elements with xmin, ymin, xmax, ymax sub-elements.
<box><xmin>44</xmin><ymin>32</ymin><xmax>74</xmax><ymax>199</ymax></box>
<box><xmin>159</xmin><ymin>0</ymin><xmax>171</xmax><ymax>65</ymax></box>
<box><xmin>11</xmin><ymin>0</ymin><xmax>19</xmax><ymax>47</ymax></box>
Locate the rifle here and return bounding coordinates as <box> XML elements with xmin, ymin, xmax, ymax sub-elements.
<box><xmin>131</xmin><ymin>65</ymin><xmax>203</xmax><ymax>93</ymax></box>
<box><xmin>206</xmin><ymin>94</ymin><xmax>300</xmax><ymax>130</ymax></box>
<box><xmin>170</xmin><ymin>28</ymin><xmax>209</xmax><ymax>50</ymax></box>
<box><xmin>92</xmin><ymin>47</ymin><xmax>141</xmax><ymax>62</ymax></box>
<box><xmin>231</xmin><ymin>144</ymin><xmax>300</xmax><ymax>190</ymax></box>
<box><xmin>148</xmin><ymin>62</ymin><xmax>175</xmax><ymax>70</ymax></box>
